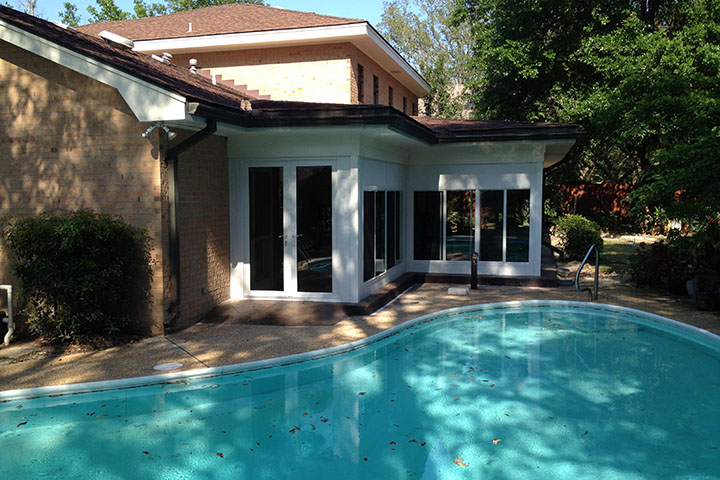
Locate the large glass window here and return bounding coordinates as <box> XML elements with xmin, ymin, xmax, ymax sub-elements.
<box><xmin>480</xmin><ymin>190</ymin><xmax>504</xmax><ymax>262</ymax></box>
<box><xmin>249</xmin><ymin>167</ymin><xmax>283</xmax><ymax>290</ymax></box>
<box><xmin>414</xmin><ymin>191</ymin><xmax>442</xmax><ymax>260</ymax></box>
<box><xmin>506</xmin><ymin>190</ymin><xmax>530</xmax><ymax>262</ymax></box>
<box><xmin>364</xmin><ymin>191</ymin><xmax>402</xmax><ymax>282</ymax></box>
<box><xmin>296</xmin><ymin>166</ymin><xmax>332</xmax><ymax>292</ymax></box>
<box><xmin>413</xmin><ymin>188</ymin><xmax>531</xmax><ymax>264</ymax></box>
<box><xmin>446</xmin><ymin>190</ymin><xmax>475</xmax><ymax>261</ymax></box>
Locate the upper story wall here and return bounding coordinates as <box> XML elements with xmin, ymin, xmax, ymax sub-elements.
<box><xmin>172</xmin><ymin>43</ymin><xmax>420</xmax><ymax>108</ymax></box>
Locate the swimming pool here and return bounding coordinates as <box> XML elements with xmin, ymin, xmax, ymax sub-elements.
<box><xmin>1</xmin><ymin>301</ymin><xmax>719</xmax><ymax>479</ymax></box>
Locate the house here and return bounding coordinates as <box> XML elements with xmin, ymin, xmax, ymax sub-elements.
<box><xmin>0</xmin><ymin>4</ymin><xmax>582</xmax><ymax>335</ymax></box>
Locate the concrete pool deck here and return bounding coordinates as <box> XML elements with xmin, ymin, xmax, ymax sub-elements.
<box><xmin>1</xmin><ymin>281</ymin><xmax>719</xmax><ymax>393</ymax></box>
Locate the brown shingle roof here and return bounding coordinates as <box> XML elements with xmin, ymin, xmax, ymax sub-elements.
<box><xmin>0</xmin><ymin>5</ymin><xmax>254</xmax><ymax>112</ymax></box>
<box><xmin>76</xmin><ymin>3</ymin><xmax>364</xmax><ymax>41</ymax></box>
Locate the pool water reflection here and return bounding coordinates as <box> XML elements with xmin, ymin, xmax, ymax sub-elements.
<box><xmin>1</xmin><ymin>304</ymin><xmax>719</xmax><ymax>479</ymax></box>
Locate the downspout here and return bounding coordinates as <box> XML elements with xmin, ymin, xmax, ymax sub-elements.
<box><xmin>163</xmin><ymin>118</ymin><xmax>217</xmax><ymax>330</ymax></box>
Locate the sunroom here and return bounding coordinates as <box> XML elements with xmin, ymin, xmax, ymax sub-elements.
<box><xmin>223</xmin><ymin>104</ymin><xmax>581</xmax><ymax>305</ymax></box>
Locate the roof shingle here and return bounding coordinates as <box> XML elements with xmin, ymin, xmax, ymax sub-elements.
<box><xmin>76</xmin><ymin>3</ymin><xmax>364</xmax><ymax>41</ymax></box>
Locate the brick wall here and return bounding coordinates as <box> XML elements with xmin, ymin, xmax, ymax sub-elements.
<box><xmin>349</xmin><ymin>45</ymin><xmax>419</xmax><ymax>112</ymax></box>
<box><xmin>0</xmin><ymin>40</ymin><xmax>166</xmax><ymax>334</ymax></box>
<box><xmin>173</xmin><ymin>44</ymin><xmax>353</xmax><ymax>104</ymax></box>
<box><xmin>173</xmin><ymin>42</ymin><xmax>421</xmax><ymax>109</ymax></box>
<box><xmin>172</xmin><ymin>132</ymin><xmax>230</xmax><ymax>330</ymax></box>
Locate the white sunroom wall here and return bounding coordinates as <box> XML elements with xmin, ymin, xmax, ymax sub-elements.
<box><xmin>358</xmin><ymin>157</ymin><xmax>408</xmax><ymax>299</ymax></box>
<box><xmin>406</xmin><ymin>143</ymin><xmax>546</xmax><ymax>277</ymax></box>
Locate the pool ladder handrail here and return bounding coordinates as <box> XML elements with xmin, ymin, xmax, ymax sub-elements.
<box><xmin>575</xmin><ymin>244</ymin><xmax>599</xmax><ymax>301</ymax></box>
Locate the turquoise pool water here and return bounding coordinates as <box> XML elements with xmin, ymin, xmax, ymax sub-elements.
<box><xmin>1</xmin><ymin>302</ymin><xmax>719</xmax><ymax>479</ymax></box>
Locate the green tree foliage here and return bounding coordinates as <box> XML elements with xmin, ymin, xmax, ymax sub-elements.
<box><xmin>81</xmin><ymin>0</ymin><xmax>264</xmax><ymax>23</ymax></box>
<box><xmin>58</xmin><ymin>2</ymin><xmax>81</xmax><ymax>26</ymax></box>
<box><xmin>457</xmin><ymin>0</ymin><xmax>720</xmax><ymax>226</ymax></box>
<box><xmin>164</xmin><ymin>0</ymin><xmax>264</xmax><ymax>13</ymax></box>
<box><xmin>86</xmin><ymin>0</ymin><xmax>132</xmax><ymax>21</ymax></box>
<box><xmin>379</xmin><ymin>0</ymin><xmax>474</xmax><ymax>118</ymax></box>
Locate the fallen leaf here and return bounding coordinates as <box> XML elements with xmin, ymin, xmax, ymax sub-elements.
<box><xmin>389</xmin><ymin>441</ymin><xmax>397</xmax><ymax>445</ymax></box>
<box><xmin>358</xmin><ymin>392</ymin><xmax>367</xmax><ymax>396</ymax></box>
<box><xmin>493</xmin><ymin>438</ymin><xmax>501</xmax><ymax>445</ymax></box>
<box><xmin>489</xmin><ymin>384</ymin><xmax>495</xmax><ymax>388</ymax></box>
<box><xmin>311</xmin><ymin>424</ymin><xmax>316</xmax><ymax>430</ymax></box>
<box><xmin>321</xmin><ymin>417</ymin><xmax>329</xmax><ymax>423</ymax></box>
<box><xmin>303</xmin><ymin>412</ymin><xmax>308</xmax><ymax>416</ymax></box>
<box><xmin>142</xmin><ymin>451</ymin><xmax>149</xmax><ymax>455</ymax></box>
<box><xmin>364</xmin><ymin>457</ymin><xmax>368</xmax><ymax>462</ymax></box>
<box><xmin>453</xmin><ymin>458</ymin><xmax>469</xmax><ymax>467</ymax></box>
<box><xmin>216</xmin><ymin>453</ymin><xmax>224</xmax><ymax>458</ymax></box>
<box><xmin>16</xmin><ymin>422</ymin><xmax>27</xmax><ymax>427</ymax></box>
<box><xmin>181</xmin><ymin>442</ymin><xmax>189</xmax><ymax>446</ymax></box>
<box><xmin>454</xmin><ymin>398</ymin><xmax>460</xmax><ymax>401</ymax></box>
<box><xmin>475</xmin><ymin>315</ymin><xmax>483</xmax><ymax>319</ymax></box>
<box><xmin>16</xmin><ymin>405</ymin><xmax>22</xmax><ymax>409</ymax></box>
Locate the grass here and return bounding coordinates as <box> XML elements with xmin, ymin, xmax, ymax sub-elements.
<box><xmin>599</xmin><ymin>235</ymin><xmax>664</xmax><ymax>274</ymax></box>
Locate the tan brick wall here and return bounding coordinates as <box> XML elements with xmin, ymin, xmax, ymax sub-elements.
<box><xmin>172</xmin><ymin>133</ymin><xmax>230</xmax><ymax>330</ymax></box>
<box><xmin>0</xmin><ymin>40</ymin><xmax>166</xmax><ymax>334</ymax></box>
<box><xmin>173</xmin><ymin>44</ymin><xmax>353</xmax><ymax>103</ymax></box>
<box><xmin>349</xmin><ymin>45</ymin><xmax>419</xmax><ymax>113</ymax></box>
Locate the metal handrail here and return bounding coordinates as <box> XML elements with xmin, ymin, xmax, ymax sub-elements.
<box><xmin>575</xmin><ymin>244</ymin><xmax>599</xmax><ymax>301</ymax></box>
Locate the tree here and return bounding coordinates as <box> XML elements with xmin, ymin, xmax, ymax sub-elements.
<box><xmin>379</xmin><ymin>0</ymin><xmax>474</xmax><ymax>118</ymax></box>
<box><xmin>164</xmin><ymin>0</ymin><xmax>264</xmax><ymax>12</ymax></box>
<box><xmin>456</xmin><ymin>0</ymin><xmax>720</xmax><ymax>226</ymax></box>
<box><xmin>76</xmin><ymin>0</ymin><xmax>265</xmax><ymax>24</ymax></box>
<box><xmin>86</xmin><ymin>0</ymin><xmax>132</xmax><ymax>22</ymax></box>
<box><xmin>59</xmin><ymin>2</ymin><xmax>82</xmax><ymax>26</ymax></box>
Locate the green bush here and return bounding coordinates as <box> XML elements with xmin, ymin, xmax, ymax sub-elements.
<box><xmin>3</xmin><ymin>210</ymin><xmax>153</xmax><ymax>342</ymax></box>
<box><xmin>553</xmin><ymin>214</ymin><xmax>604</xmax><ymax>260</ymax></box>
<box><xmin>629</xmin><ymin>237</ymin><xmax>693</xmax><ymax>292</ymax></box>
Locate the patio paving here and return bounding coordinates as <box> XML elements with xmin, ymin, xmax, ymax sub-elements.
<box><xmin>1</xmin><ymin>280</ymin><xmax>718</xmax><ymax>393</ymax></box>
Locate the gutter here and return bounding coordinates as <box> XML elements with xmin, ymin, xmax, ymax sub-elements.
<box><xmin>163</xmin><ymin>117</ymin><xmax>217</xmax><ymax>331</ymax></box>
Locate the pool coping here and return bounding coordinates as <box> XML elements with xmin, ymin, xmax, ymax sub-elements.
<box><xmin>2</xmin><ymin>300</ymin><xmax>719</xmax><ymax>402</ymax></box>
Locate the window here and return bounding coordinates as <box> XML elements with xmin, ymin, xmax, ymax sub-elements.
<box><xmin>373</xmin><ymin>75</ymin><xmax>379</xmax><ymax>105</ymax></box>
<box><xmin>446</xmin><ymin>191</ymin><xmax>475</xmax><ymax>261</ymax></box>
<box><xmin>411</xmin><ymin>102</ymin><xmax>417</xmax><ymax>116</ymax></box>
<box><xmin>357</xmin><ymin>64</ymin><xmax>364</xmax><ymax>103</ymax></box>
<box><xmin>364</xmin><ymin>191</ymin><xmax>402</xmax><ymax>281</ymax></box>
<box><xmin>480</xmin><ymin>191</ymin><xmax>504</xmax><ymax>261</ymax></box>
<box><xmin>480</xmin><ymin>189</ymin><xmax>530</xmax><ymax>262</ymax></box>
<box><xmin>506</xmin><ymin>190</ymin><xmax>530</xmax><ymax>262</ymax></box>
<box><xmin>388</xmin><ymin>86</ymin><xmax>394</xmax><ymax>107</ymax></box>
<box><xmin>403</xmin><ymin>97</ymin><xmax>407</xmax><ymax>114</ymax></box>
<box><xmin>413</xmin><ymin>189</ymin><xmax>530</xmax><ymax>263</ymax></box>
<box><xmin>413</xmin><ymin>191</ymin><xmax>442</xmax><ymax>260</ymax></box>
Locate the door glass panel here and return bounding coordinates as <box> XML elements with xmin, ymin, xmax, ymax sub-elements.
<box><xmin>414</xmin><ymin>191</ymin><xmax>442</xmax><ymax>260</ymax></box>
<box><xmin>249</xmin><ymin>167</ymin><xmax>283</xmax><ymax>291</ymax></box>
<box><xmin>507</xmin><ymin>189</ymin><xmax>530</xmax><ymax>262</ymax></box>
<box><xmin>395</xmin><ymin>192</ymin><xmax>402</xmax><ymax>264</ymax></box>
<box><xmin>297</xmin><ymin>166</ymin><xmax>332</xmax><ymax>292</ymax></box>
<box><xmin>446</xmin><ymin>190</ymin><xmax>475</xmax><ymax>261</ymax></box>
<box><xmin>480</xmin><ymin>190</ymin><xmax>504</xmax><ymax>261</ymax></box>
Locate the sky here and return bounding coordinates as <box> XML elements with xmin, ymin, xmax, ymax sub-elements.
<box><xmin>23</xmin><ymin>0</ymin><xmax>387</xmax><ymax>26</ymax></box>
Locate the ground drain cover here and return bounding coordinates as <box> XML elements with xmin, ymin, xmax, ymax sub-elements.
<box><xmin>153</xmin><ymin>362</ymin><xmax>184</xmax><ymax>371</ymax></box>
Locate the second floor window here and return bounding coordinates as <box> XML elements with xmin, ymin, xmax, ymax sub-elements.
<box><xmin>373</xmin><ymin>75</ymin><xmax>379</xmax><ymax>105</ymax></box>
<box><xmin>357</xmin><ymin>64</ymin><xmax>364</xmax><ymax>103</ymax></box>
<box><xmin>388</xmin><ymin>86</ymin><xmax>394</xmax><ymax>107</ymax></box>
<box><xmin>403</xmin><ymin>97</ymin><xmax>407</xmax><ymax>114</ymax></box>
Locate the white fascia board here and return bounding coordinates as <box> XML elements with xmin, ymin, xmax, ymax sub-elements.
<box><xmin>133</xmin><ymin>22</ymin><xmax>430</xmax><ymax>97</ymax></box>
<box><xmin>0</xmin><ymin>20</ymin><xmax>187</xmax><ymax>122</ymax></box>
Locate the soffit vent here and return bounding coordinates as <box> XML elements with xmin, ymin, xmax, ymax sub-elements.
<box><xmin>98</xmin><ymin>30</ymin><xmax>135</xmax><ymax>50</ymax></box>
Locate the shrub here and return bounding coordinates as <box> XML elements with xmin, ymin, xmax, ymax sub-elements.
<box><xmin>553</xmin><ymin>214</ymin><xmax>604</xmax><ymax>260</ymax></box>
<box><xmin>3</xmin><ymin>210</ymin><xmax>152</xmax><ymax>342</ymax></box>
<box><xmin>629</xmin><ymin>236</ymin><xmax>693</xmax><ymax>293</ymax></box>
